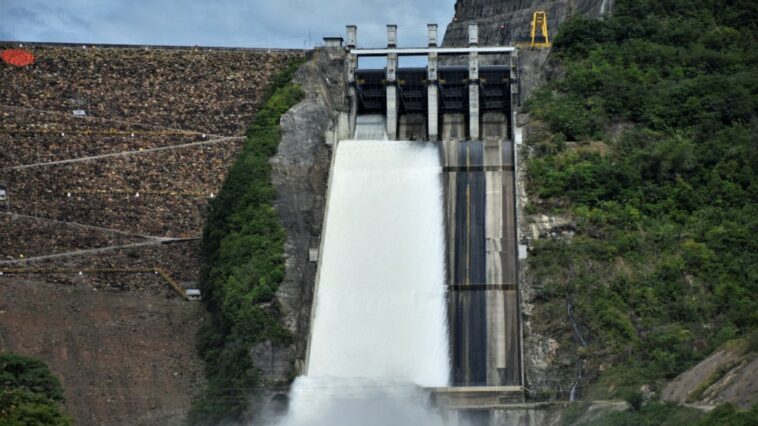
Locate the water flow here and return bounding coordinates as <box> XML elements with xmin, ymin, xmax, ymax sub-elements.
<box><xmin>353</xmin><ymin>114</ymin><xmax>388</xmax><ymax>140</ymax></box>
<box><xmin>275</xmin><ymin>139</ymin><xmax>449</xmax><ymax>426</ymax></box>
<box><xmin>567</xmin><ymin>302</ymin><xmax>587</xmax><ymax>402</ymax></box>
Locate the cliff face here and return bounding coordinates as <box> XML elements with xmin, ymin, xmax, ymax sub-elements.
<box><xmin>444</xmin><ymin>0</ymin><xmax>610</xmax><ymax>46</ymax></box>
<box><xmin>267</xmin><ymin>49</ymin><xmax>347</xmax><ymax>379</ymax></box>
<box><xmin>246</xmin><ymin>50</ymin><xmax>346</xmax><ymax>422</ymax></box>
<box><xmin>443</xmin><ymin>0</ymin><xmax>610</xmax><ymax>99</ymax></box>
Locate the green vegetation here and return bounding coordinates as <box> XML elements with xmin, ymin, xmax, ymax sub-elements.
<box><xmin>572</xmin><ymin>402</ymin><xmax>758</xmax><ymax>426</ymax></box>
<box><xmin>698</xmin><ymin>404</ymin><xmax>758</xmax><ymax>426</ymax></box>
<box><xmin>561</xmin><ymin>401</ymin><xmax>758</xmax><ymax>426</ymax></box>
<box><xmin>189</xmin><ymin>58</ymin><xmax>305</xmax><ymax>425</ymax></box>
<box><xmin>0</xmin><ymin>353</ymin><xmax>71</xmax><ymax>425</ymax></box>
<box><xmin>525</xmin><ymin>0</ymin><xmax>757</xmax><ymax>397</ymax></box>
<box><xmin>575</xmin><ymin>402</ymin><xmax>701</xmax><ymax>425</ymax></box>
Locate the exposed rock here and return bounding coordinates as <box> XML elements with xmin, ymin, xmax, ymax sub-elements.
<box><xmin>515</xmin><ymin>139</ymin><xmax>576</xmax><ymax>396</ymax></box>
<box><xmin>444</xmin><ymin>0</ymin><xmax>608</xmax><ymax>46</ymax></box>
<box><xmin>527</xmin><ymin>214</ymin><xmax>576</xmax><ymax>243</ymax></box>
<box><xmin>250</xmin><ymin>341</ymin><xmax>296</xmax><ymax>383</ymax></box>
<box><xmin>491</xmin><ymin>400</ymin><xmax>629</xmax><ymax>425</ymax></box>
<box><xmin>265</xmin><ymin>49</ymin><xmax>346</xmax><ymax>384</ymax></box>
<box><xmin>571</xmin><ymin>401</ymin><xmax>629</xmax><ymax>424</ymax></box>
<box><xmin>662</xmin><ymin>345</ymin><xmax>758</xmax><ymax>409</ymax></box>
<box><xmin>442</xmin><ymin>0</ymin><xmax>610</xmax><ymax>98</ymax></box>
<box><xmin>493</xmin><ymin>406</ymin><xmax>557</xmax><ymax>425</ymax></box>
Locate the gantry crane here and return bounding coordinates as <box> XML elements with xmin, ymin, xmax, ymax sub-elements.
<box><xmin>516</xmin><ymin>11</ymin><xmax>552</xmax><ymax>48</ymax></box>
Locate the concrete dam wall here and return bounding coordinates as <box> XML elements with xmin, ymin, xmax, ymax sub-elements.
<box><xmin>271</xmin><ymin>23</ymin><xmax>524</xmax><ymax>424</ymax></box>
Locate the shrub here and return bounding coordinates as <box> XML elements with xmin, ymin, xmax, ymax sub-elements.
<box><xmin>0</xmin><ymin>353</ymin><xmax>71</xmax><ymax>426</ymax></box>
<box><xmin>189</xmin><ymin>58</ymin><xmax>305</xmax><ymax>426</ymax></box>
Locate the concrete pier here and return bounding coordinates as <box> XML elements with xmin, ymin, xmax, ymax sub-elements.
<box><xmin>428</xmin><ymin>24</ymin><xmax>439</xmax><ymax>141</ymax></box>
<box><xmin>468</xmin><ymin>25</ymin><xmax>480</xmax><ymax>140</ymax></box>
<box><xmin>386</xmin><ymin>25</ymin><xmax>398</xmax><ymax>140</ymax></box>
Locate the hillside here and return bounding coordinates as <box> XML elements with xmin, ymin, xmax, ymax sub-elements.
<box><xmin>506</xmin><ymin>0</ymin><xmax>757</xmax><ymax>420</ymax></box>
<box><xmin>0</xmin><ymin>43</ymin><xmax>302</xmax><ymax>425</ymax></box>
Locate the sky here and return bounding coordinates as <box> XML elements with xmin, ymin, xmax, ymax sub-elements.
<box><xmin>0</xmin><ymin>0</ymin><xmax>457</xmax><ymax>49</ymax></box>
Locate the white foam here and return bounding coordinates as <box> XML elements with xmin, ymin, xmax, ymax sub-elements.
<box><xmin>274</xmin><ymin>139</ymin><xmax>449</xmax><ymax>425</ymax></box>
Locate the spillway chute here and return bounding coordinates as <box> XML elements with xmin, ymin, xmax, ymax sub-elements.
<box><xmin>274</xmin><ymin>138</ymin><xmax>449</xmax><ymax>425</ymax></box>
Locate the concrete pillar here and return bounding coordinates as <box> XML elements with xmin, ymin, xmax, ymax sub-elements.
<box><xmin>509</xmin><ymin>51</ymin><xmax>519</xmax><ymax>142</ymax></box>
<box><xmin>347</xmin><ymin>54</ymin><xmax>357</xmax><ymax>84</ymax></box>
<box><xmin>427</xmin><ymin>23</ymin><xmax>438</xmax><ymax>47</ymax></box>
<box><xmin>347</xmin><ymin>53</ymin><xmax>358</xmax><ymax>138</ymax></box>
<box><xmin>428</xmin><ymin>52</ymin><xmax>438</xmax><ymax>81</ymax></box>
<box><xmin>469</xmin><ymin>24</ymin><xmax>480</xmax><ymax>140</ymax></box>
<box><xmin>346</xmin><ymin>25</ymin><xmax>357</xmax><ymax>48</ymax></box>
<box><xmin>428</xmin><ymin>86</ymin><xmax>439</xmax><ymax>141</ymax></box>
<box><xmin>428</xmin><ymin>51</ymin><xmax>439</xmax><ymax>141</ymax></box>
<box><xmin>387</xmin><ymin>51</ymin><xmax>398</xmax><ymax>140</ymax></box>
<box><xmin>387</xmin><ymin>24</ymin><xmax>397</xmax><ymax>48</ymax></box>
<box><xmin>468</xmin><ymin>23</ymin><xmax>479</xmax><ymax>46</ymax></box>
<box><xmin>469</xmin><ymin>55</ymin><xmax>480</xmax><ymax>140</ymax></box>
<box><xmin>387</xmin><ymin>86</ymin><xmax>398</xmax><ymax>140</ymax></box>
<box><xmin>469</xmin><ymin>84</ymin><xmax>480</xmax><ymax>140</ymax></box>
<box><xmin>508</xmin><ymin>50</ymin><xmax>521</xmax><ymax>111</ymax></box>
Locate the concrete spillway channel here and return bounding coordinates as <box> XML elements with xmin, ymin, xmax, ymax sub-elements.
<box><xmin>438</xmin><ymin>111</ymin><xmax>523</xmax><ymax>406</ymax></box>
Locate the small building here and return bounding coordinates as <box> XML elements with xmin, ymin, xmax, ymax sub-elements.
<box><xmin>186</xmin><ymin>289</ymin><xmax>202</xmax><ymax>301</ymax></box>
<box><xmin>323</xmin><ymin>37</ymin><xmax>344</xmax><ymax>49</ymax></box>
<box><xmin>0</xmin><ymin>185</ymin><xmax>7</xmax><ymax>202</ymax></box>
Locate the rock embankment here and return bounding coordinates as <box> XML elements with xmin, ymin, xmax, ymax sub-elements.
<box><xmin>0</xmin><ymin>44</ymin><xmax>299</xmax><ymax>425</ymax></box>
<box><xmin>0</xmin><ymin>44</ymin><xmax>302</xmax><ymax>135</ymax></box>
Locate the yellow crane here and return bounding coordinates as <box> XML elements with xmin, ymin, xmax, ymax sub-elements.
<box><xmin>517</xmin><ymin>11</ymin><xmax>552</xmax><ymax>48</ymax></box>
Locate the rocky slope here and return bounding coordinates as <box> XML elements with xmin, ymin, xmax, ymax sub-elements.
<box><xmin>246</xmin><ymin>48</ymin><xmax>347</xmax><ymax>422</ymax></box>
<box><xmin>0</xmin><ymin>44</ymin><xmax>299</xmax><ymax>425</ymax></box>
<box><xmin>443</xmin><ymin>0</ymin><xmax>609</xmax><ymax>99</ymax></box>
<box><xmin>444</xmin><ymin>0</ymin><xmax>609</xmax><ymax>46</ymax></box>
<box><xmin>663</xmin><ymin>342</ymin><xmax>758</xmax><ymax>409</ymax></box>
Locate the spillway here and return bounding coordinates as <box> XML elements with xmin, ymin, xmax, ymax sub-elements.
<box><xmin>353</xmin><ymin>114</ymin><xmax>388</xmax><ymax>140</ymax></box>
<box><xmin>275</xmin><ymin>137</ymin><xmax>449</xmax><ymax>425</ymax></box>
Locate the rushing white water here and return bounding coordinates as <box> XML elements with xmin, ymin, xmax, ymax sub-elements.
<box><xmin>274</xmin><ymin>138</ymin><xmax>449</xmax><ymax>426</ymax></box>
<box><xmin>353</xmin><ymin>114</ymin><xmax>388</xmax><ymax>140</ymax></box>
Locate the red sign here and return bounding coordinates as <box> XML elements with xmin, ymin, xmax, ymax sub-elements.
<box><xmin>1</xmin><ymin>49</ymin><xmax>35</xmax><ymax>67</ymax></box>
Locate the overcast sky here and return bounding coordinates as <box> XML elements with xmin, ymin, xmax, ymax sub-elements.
<box><xmin>0</xmin><ymin>0</ymin><xmax>457</xmax><ymax>49</ymax></box>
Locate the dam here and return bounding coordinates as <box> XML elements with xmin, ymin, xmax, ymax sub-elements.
<box><xmin>282</xmin><ymin>23</ymin><xmax>523</xmax><ymax>424</ymax></box>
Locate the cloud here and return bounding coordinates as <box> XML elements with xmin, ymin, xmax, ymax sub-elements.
<box><xmin>0</xmin><ymin>0</ymin><xmax>456</xmax><ymax>48</ymax></box>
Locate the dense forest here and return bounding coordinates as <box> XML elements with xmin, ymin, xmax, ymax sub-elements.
<box><xmin>524</xmin><ymin>0</ymin><xmax>757</xmax><ymax>418</ymax></box>
<box><xmin>0</xmin><ymin>353</ymin><xmax>71</xmax><ymax>425</ymax></box>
